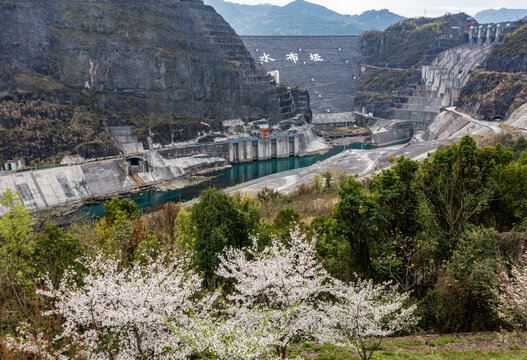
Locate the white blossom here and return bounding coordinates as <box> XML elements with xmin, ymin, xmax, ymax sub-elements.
<box><xmin>216</xmin><ymin>229</ymin><xmax>332</xmax><ymax>358</ymax></box>
<box><xmin>5</xmin><ymin>229</ymin><xmax>419</xmax><ymax>360</ymax></box>
<box><xmin>8</xmin><ymin>254</ymin><xmax>211</xmax><ymax>360</ymax></box>
<box><xmin>5</xmin><ymin>322</ymin><xmax>68</xmax><ymax>360</ymax></box>
<box><xmin>171</xmin><ymin>307</ymin><xmax>280</xmax><ymax>360</ymax></box>
<box><xmin>324</xmin><ymin>278</ymin><xmax>418</xmax><ymax>360</ymax></box>
<box><xmin>495</xmin><ymin>253</ymin><xmax>527</xmax><ymax>331</ymax></box>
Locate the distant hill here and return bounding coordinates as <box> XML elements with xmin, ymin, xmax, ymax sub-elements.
<box><xmin>349</xmin><ymin>9</ymin><xmax>407</xmax><ymax>31</ymax></box>
<box><xmin>204</xmin><ymin>0</ymin><xmax>404</xmax><ymax>35</ymax></box>
<box><xmin>475</xmin><ymin>8</ymin><xmax>527</xmax><ymax>23</ymax></box>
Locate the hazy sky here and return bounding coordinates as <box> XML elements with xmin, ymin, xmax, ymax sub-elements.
<box><xmin>229</xmin><ymin>0</ymin><xmax>527</xmax><ymax>18</ymax></box>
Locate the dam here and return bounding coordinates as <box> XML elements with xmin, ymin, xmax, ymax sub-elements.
<box><xmin>241</xmin><ymin>36</ymin><xmax>363</xmax><ymax>115</ymax></box>
<box><xmin>369</xmin><ymin>21</ymin><xmax>519</xmax><ymax>145</ymax></box>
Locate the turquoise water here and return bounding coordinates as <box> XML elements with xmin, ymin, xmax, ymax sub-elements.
<box><xmin>66</xmin><ymin>143</ymin><xmax>378</xmax><ymax>222</ymax></box>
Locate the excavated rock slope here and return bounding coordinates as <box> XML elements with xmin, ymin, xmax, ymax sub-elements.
<box><xmin>0</xmin><ymin>0</ymin><xmax>282</xmax><ymax>118</ymax></box>
<box><xmin>0</xmin><ymin>0</ymin><xmax>310</xmax><ymax>164</ymax></box>
<box><xmin>457</xmin><ymin>70</ymin><xmax>527</xmax><ymax>120</ymax></box>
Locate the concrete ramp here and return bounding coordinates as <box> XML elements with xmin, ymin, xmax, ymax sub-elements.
<box><xmin>108</xmin><ymin>126</ymin><xmax>144</xmax><ymax>154</ymax></box>
<box><xmin>128</xmin><ymin>174</ymin><xmax>147</xmax><ymax>188</ymax></box>
<box><xmin>0</xmin><ymin>160</ymin><xmax>134</xmax><ymax>215</ymax></box>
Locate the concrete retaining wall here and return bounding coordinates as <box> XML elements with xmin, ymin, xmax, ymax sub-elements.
<box><xmin>312</xmin><ymin>112</ymin><xmax>358</xmax><ymax>129</ymax></box>
<box><xmin>0</xmin><ymin>153</ymin><xmax>225</xmax><ymax>215</ymax></box>
<box><xmin>0</xmin><ymin>128</ymin><xmax>327</xmax><ymax>215</ymax></box>
<box><xmin>157</xmin><ymin>128</ymin><xmax>328</xmax><ymax>163</ymax></box>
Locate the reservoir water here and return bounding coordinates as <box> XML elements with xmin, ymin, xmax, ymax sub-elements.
<box><xmin>67</xmin><ymin>143</ymin><xmax>378</xmax><ymax>221</ymax></box>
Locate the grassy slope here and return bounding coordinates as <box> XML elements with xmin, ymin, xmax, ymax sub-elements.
<box><xmin>290</xmin><ymin>332</ymin><xmax>527</xmax><ymax>359</ymax></box>
<box><xmin>358</xmin><ymin>69</ymin><xmax>414</xmax><ymax>93</ymax></box>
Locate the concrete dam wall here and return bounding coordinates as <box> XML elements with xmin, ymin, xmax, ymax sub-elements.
<box><xmin>371</xmin><ymin>43</ymin><xmax>496</xmax><ymax>146</ymax></box>
<box><xmin>241</xmin><ymin>36</ymin><xmax>363</xmax><ymax>115</ymax></box>
<box><xmin>159</xmin><ymin>135</ymin><xmax>301</xmax><ymax>163</ymax></box>
<box><xmin>397</xmin><ymin>43</ymin><xmax>494</xmax><ymax>130</ymax></box>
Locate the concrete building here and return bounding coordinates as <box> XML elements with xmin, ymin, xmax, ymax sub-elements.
<box><xmin>4</xmin><ymin>159</ymin><xmax>26</xmax><ymax>172</ymax></box>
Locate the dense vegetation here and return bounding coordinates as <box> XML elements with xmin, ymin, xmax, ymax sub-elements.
<box><xmin>360</xmin><ymin>13</ymin><xmax>467</xmax><ymax>69</ymax></box>
<box><xmin>2</xmin><ymin>135</ymin><xmax>527</xmax><ymax>358</ymax></box>
<box><xmin>361</xmin><ymin>21</ymin><xmax>445</xmax><ymax>68</ymax></box>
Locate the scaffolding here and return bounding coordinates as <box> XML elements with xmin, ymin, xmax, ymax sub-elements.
<box><xmin>259</xmin><ymin>124</ymin><xmax>270</xmax><ymax>138</ymax></box>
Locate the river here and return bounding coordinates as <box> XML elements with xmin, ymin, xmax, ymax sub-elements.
<box><xmin>66</xmin><ymin>143</ymin><xmax>379</xmax><ymax>221</ymax></box>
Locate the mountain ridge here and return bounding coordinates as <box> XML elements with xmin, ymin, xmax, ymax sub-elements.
<box><xmin>204</xmin><ymin>0</ymin><xmax>405</xmax><ymax>35</ymax></box>
<box><xmin>475</xmin><ymin>8</ymin><xmax>527</xmax><ymax>23</ymax></box>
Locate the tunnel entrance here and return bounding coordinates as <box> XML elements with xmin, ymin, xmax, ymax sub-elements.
<box><xmin>125</xmin><ymin>156</ymin><xmax>148</xmax><ymax>175</ymax></box>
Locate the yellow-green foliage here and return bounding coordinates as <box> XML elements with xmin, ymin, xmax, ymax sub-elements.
<box><xmin>419</xmin><ymin>21</ymin><xmax>443</xmax><ymax>35</ymax></box>
<box><xmin>492</xmin><ymin>25</ymin><xmax>527</xmax><ymax>57</ymax></box>
<box><xmin>362</xmin><ymin>19</ymin><xmax>447</xmax><ymax>68</ymax></box>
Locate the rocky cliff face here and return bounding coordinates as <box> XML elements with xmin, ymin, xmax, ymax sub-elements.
<box><xmin>484</xmin><ymin>24</ymin><xmax>527</xmax><ymax>73</ymax></box>
<box><xmin>456</xmin><ymin>24</ymin><xmax>527</xmax><ymax>120</ymax></box>
<box><xmin>0</xmin><ymin>0</ymin><xmax>308</xmax><ymax>164</ymax></box>
<box><xmin>456</xmin><ymin>70</ymin><xmax>527</xmax><ymax>120</ymax></box>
